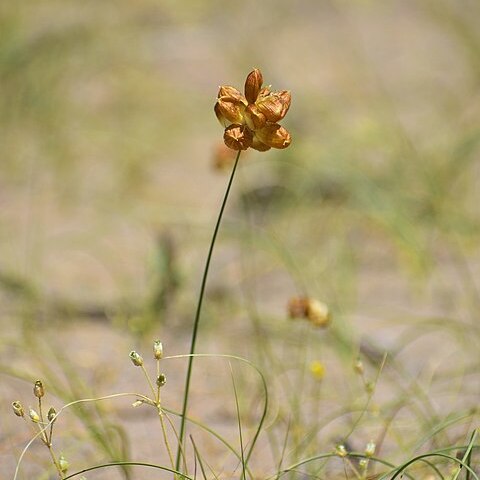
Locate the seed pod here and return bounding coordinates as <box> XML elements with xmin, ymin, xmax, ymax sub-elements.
<box><xmin>287</xmin><ymin>296</ymin><xmax>309</xmax><ymax>319</ymax></box>
<box><xmin>217</xmin><ymin>85</ymin><xmax>243</xmax><ymax>100</ymax></box>
<box><xmin>153</xmin><ymin>341</ymin><xmax>164</xmax><ymax>360</ymax></box>
<box><xmin>256</xmin><ymin>123</ymin><xmax>291</xmax><ymax>149</ymax></box>
<box><xmin>28</xmin><ymin>407</ymin><xmax>40</xmax><ymax>423</ymax></box>
<box><xmin>156</xmin><ymin>373</ymin><xmax>167</xmax><ymax>387</ymax></box>
<box><xmin>305</xmin><ymin>299</ymin><xmax>330</xmax><ymax>327</ymax></box>
<box><xmin>12</xmin><ymin>401</ymin><xmax>24</xmax><ymax>417</ymax></box>
<box><xmin>257</xmin><ymin>90</ymin><xmax>291</xmax><ymax>122</ymax></box>
<box><xmin>129</xmin><ymin>351</ymin><xmax>144</xmax><ymax>367</ymax></box>
<box><xmin>34</xmin><ymin>380</ymin><xmax>45</xmax><ymax>398</ymax></box>
<box><xmin>244</xmin><ymin>104</ymin><xmax>266</xmax><ymax>130</ymax></box>
<box><xmin>223</xmin><ymin>124</ymin><xmax>253</xmax><ymax>151</ymax></box>
<box><xmin>47</xmin><ymin>407</ymin><xmax>56</xmax><ymax>423</ymax></box>
<box><xmin>244</xmin><ymin>68</ymin><xmax>263</xmax><ymax>104</ymax></box>
<box><xmin>215</xmin><ymin>97</ymin><xmax>245</xmax><ymax>125</ymax></box>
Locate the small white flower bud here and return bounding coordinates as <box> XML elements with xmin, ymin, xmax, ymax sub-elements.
<box><xmin>335</xmin><ymin>444</ymin><xmax>347</xmax><ymax>457</ymax></box>
<box><xmin>59</xmin><ymin>454</ymin><xmax>69</xmax><ymax>473</ymax></box>
<box><xmin>365</xmin><ymin>440</ymin><xmax>376</xmax><ymax>457</ymax></box>
<box><xmin>153</xmin><ymin>341</ymin><xmax>163</xmax><ymax>360</ymax></box>
<box><xmin>28</xmin><ymin>407</ymin><xmax>40</xmax><ymax>423</ymax></box>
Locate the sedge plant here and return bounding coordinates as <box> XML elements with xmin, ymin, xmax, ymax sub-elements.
<box><xmin>175</xmin><ymin>67</ymin><xmax>292</xmax><ymax>473</ymax></box>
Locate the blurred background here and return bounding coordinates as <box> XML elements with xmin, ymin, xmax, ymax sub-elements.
<box><xmin>1</xmin><ymin>0</ymin><xmax>480</xmax><ymax>478</ymax></box>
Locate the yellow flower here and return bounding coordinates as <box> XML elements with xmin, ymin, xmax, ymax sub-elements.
<box><xmin>215</xmin><ymin>68</ymin><xmax>291</xmax><ymax>152</ymax></box>
<box><xmin>309</xmin><ymin>360</ymin><xmax>326</xmax><ymax>380</ymax></box>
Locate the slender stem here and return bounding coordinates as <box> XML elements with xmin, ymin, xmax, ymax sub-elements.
<box><xmin>35</xmin><ymin>423</ymin><xmax>64</xmax><ymax>479</ymax></box>
<box><xmin>47</xmin><ymin>443</ymin><xmax>65</xmax><ymax>480</ymax></box>
<box><xmin>140</xmin><ymin>365</ymin><xmax>157</xmax><ymax>401</ymax></box>
<box><xmin>156</xmin><ymin>359</ymin><xmax>161</xmax><ymax>402</ymax></box>
<box><xmin>175</xmin><ymin>150</ymin><xmax>241</xmax><ymax>471</ymax></box>
<box><xmin>158</xmin><ymin>407</ymin><xmax>176</xmax><ymax>470</ymax></box>
<box><xmin>38</xmin><ymin>398</ymin><xmax>48</xmax><ymax>443</ymax></box>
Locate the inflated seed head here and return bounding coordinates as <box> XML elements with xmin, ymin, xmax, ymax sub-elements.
<box><xmin>47</xmin><ymin>407</ymin><xmax>56</xmax><ymax>422</ymax></box>
<box><xmin>129</xmin><ymin>351</ymin><xmax>144</xmax><ymax>367</ymax></box>
<box><xmin>153</xmin><ymin>340</ymin><xmax>163</xmax><ymax>360</ymax></box>
<box><xmin>28</xmin><ymin>407</ymin><xmax>40</xmax><ymax>423</ymax></box>
<box><xmin>12</xmin><ymin>401</ymin><xmax>24</xmax><ymax>417</ymax></box>
<box><xmin>157</xmin><ymin>373</ymin><xmax>167</xmax><ymax>387</ymax></box>
<box><xmin>33</xmin><ymin>380</ymin><xmax>44</xmax><ymax>398</ymax></box>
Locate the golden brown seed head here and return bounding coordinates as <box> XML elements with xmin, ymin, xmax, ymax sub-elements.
<box><xmin>224</xmin><ymin>124</ymin><xmax>253</xmax><ymax>151</ymax></box>
<box><xmin>12</xmin><ymin>401</ymin><xmax>24</xmax><ymax>417</ymax></box>
<box><xmin>305</xmin><ymin>299</ymin><xmax>330</xmax><ymax>327</ymax></box>
<box><xmin>287</xmin><ymin>296</ymin><xmax>330</xmax><ymax>327</ymax></box>
<box><xmin>215</xmin><ymin>98</ymin><xmax>245</xmax><ymax>126</ymax></box>
<box><xmin>215</xmin><ymin>68</ymin><xmax>291</xmax><ymax>152</ymax></box>
<box><xmin>244</xmin><ymin>104</ymin><xmax>267</xmax><ymax>130</ymax></box>
<box><xmin>256</xmin><ymin>124</ymin><xmax>291</xmax><ymax>149</ymax></box>
<box><xmin>251</xmin><ymin>137</ymin><xmax>271</xmax><ymax>152</ymax></box>
<box><xmin>217</xmin><ymin>85</ymin><xmax>244</xmax><ymax>100</ymax></box>
<box><xmin>33</xmin><ymin>380</ymin><xmax>44</xmax><ymax>398</ymax></box>
<box><xmin>288</xmin><ymin>296</ymin><xmax>309</xmax><ymax>319</ymax></box>
<box><xmin>257</xmin><ymin>90</ymin><xmax>291</xmax><ymax>123</ymax></box>
<box><xmin>244</xmin><ymin>68</ymin><xmax>263</xmax><ymax>104</ymax></box>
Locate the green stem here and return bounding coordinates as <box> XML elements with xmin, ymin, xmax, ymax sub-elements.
<box><xmin>140</xmin><ymin>365</ymin><xmax>157</xmax><ymax>401</ymax></box>
<box><xmin>158</xmin><ymin>407</ymin><xmax>175</xmax><ymax>470</ymax></box>
<box><xmin>175</xmin><ymin>150</ymin><xmax>241</xmax><ymax>471</ymax></box>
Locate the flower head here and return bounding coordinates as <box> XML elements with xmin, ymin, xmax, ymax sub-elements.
<box><xmin>309</xmin><ymin>360</ymin><xmax>326</xmax><ymax>380</ymax></box>
<box><xmin>153</xmin><ymin>340</ymin><xmax>163</xmax><ymax>360</ymax></box>
<box><xmin>365</xmin><ymin>440</ymin><xmax>376</xmax><ymax>457</ymax></box>
<box><xmin>47</xmin><ymin>407</ymin><xmax>57</xmax><ymax>423</ymax></box>
<box><xmin>12</xmin><ymin>401</ymin><xmax>24</xmax><ymax>417</ymax></box>
<box><xmin>33</xmin><ymin>380</ymin><xmax>44</xmax><ymax>398</ymax></box>
<box><xmin>215</xmin><ymin>68</ymin><xmax>291</xmax><ymax>152</ymax></box>
<box><xmin>335</xmin><ymin>444</ymin><xmax>348</xmax><ymax>457</ymax></box>
<box><xmin>28</xmin><ymin>407</ymin><xmax>40</xmax><ymax>423</ymax></box>
<box><xmin>287</xmin><ymin>296</ymin><xmax>331</xmax><ymax>328</ymax></box>
<box><xmin>129</xmin><ymin>351</ymin><xmax>144</xmax><ymax>367</ymax></box>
